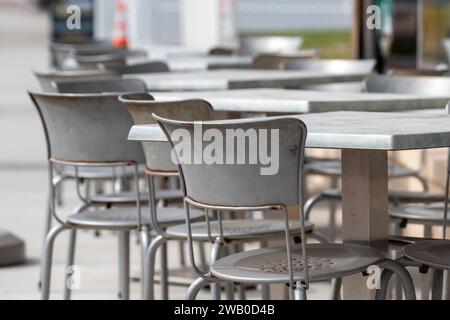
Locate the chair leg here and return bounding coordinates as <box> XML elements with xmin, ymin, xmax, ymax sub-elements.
<box><xmin>376</xmin><ymin>260</ymin><xmax>416</xmax><ymax>300</ymax></box>
<box><xmin>161</xmin><ymin>241</ymin><xmax>169</xmax><ymax>300</ymax></box>
<box><xmin>414</xmin><ymin>174</ymin><xmax>429</xmax><ymax>192</ymax></box>
<box><xmin>118</xmin><ymin>231</ymin><xmax>130</xmax><ymax>300</ymax></box>
<box><xmin>238</xmin><ymin>284</ymin><xmax>247</xmax><ymax>300</ymax></box>
<box><xmin>178</xmin><ymin>240</ymin><xmax>186</xmax><ymax>267</ymax></box>
<box><xmin>41</xmin><ymin>224</ymin><xmax>67</xmax><ymax>300</ymax></box>
<box><xmin>63</xmin><ymin>229</ymin><xmax>77</xmax><ymax>300</ymax></box>
<box><xmin>187</xmin><ymin>277</ymin><xmax>209</xmax><ymax>300</ymax></box>
<box><xmin>330</xmin><ymin>278</ymin><xmax>342</xmax><ymax>300</ymax></box>
<box><xmin>210</xmin><ymin>241</ymin><xmax>223</xmax><ymax>300</ymax></box>
<box><xmin>139</xmin><ymin>227</ymin><xmax>151</xmax><ymax>299</ymax></box>
<box><xmin>432</xmin><ymin>269</ymin><xmax>444</xmax><ymax>300</ymax></box>
<box><xmin>294</xmin><ymin>285</ymin><xmax>307</xmax><ymax>300</ymax></box>
<box><xmin>143</xmin><ymin>235</ymin><xmax>164</xmax><ymax>300</ymax></box>
<box><xmin>328</xmin><ymin>176</ymin><xmax>338</xmax><ymax>241</ymax></box>
<box><xmin>304</xmin><ymin>193</ymin><xmax>326</xmax><ymax>221</ymax></box>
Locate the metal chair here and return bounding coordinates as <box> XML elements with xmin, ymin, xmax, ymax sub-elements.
<box><xmin>385</xmin><ymin>149</ymin><xmax>450</xmax><ymax>300</ymax></box>
<box><xmin>50</xmin><ymin>41</ymin><xmax>115</xmax><ymax>69</ymax></box>
<box><xmin>74</xmin><ymin>53</ymin><xmax>127</xmax><ymax>70</ymax></box>
<box><xmin>253</xmin><ymin>52</ymin><xmax>319</xmax><ymax>70</ymax></box>
<box><xmin>54</xmin><ymin>79</ymin><xmax>147</xmax><ymax>94</ymax></box>
<box><xmin>284</xmin><ymin>59</ymin><xmax>376</xmax><ymax>91</ymax></box>
<box><xmin>100</xmin><ymin>61</ymin><xmax>170</xmax><ymax>75</ymax></box>
<box><xmin>239</xmin><ymin>35</ymin><xmax>303</xmax><ymax>55</ymax></box>
<box><xmin>122</xmin><ymin>97</ymin><xmax>326</xmax><ymax>300</ymax></box>
<box><xmin>154</xmin><ymin>115</ymin><xmax>415</xmax><ymax>300</ymax></box>
<box><xmin>34</xmin><ymin>69</ymin><xmax>119</xmax><ymax>93</ymax></box>
<box><xmin>121</xmin><ymin>96</ymin><xmax>215</xmax><ymax>299</ymax></box>
<box><xmin>29</xmin><ymin>92</ymin><xmax>193</xmax><ymax>300</ymax></box>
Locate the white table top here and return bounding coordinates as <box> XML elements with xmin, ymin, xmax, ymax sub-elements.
<box><xmin>128</xmin><ymin>111</ymin><xmax>450</xmax><ymax>151</ymax></box>
<box><xmin>152</xmin><ymin>88</ymin><xmax>450</xmax><ymax>113</ymax></box>
<box><xmin>130</xmin><ymin>69</ymin><xmax>370</xmax><ymax>91</ymax></box>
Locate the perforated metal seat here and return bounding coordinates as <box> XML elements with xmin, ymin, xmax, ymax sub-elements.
<box><xmin>67</xmin><ymin>206</ymin><xmax>203</xmax><ymax>229</ymax></box>
<box><xmin>211</xmin><ymin>244</ymin><xmax>385</xmax><ymax>284</ymax></box>
<box><xmin>390</xmin><ymin>205</ymin><xmax>449</xmax><ymax>223</ymax></box>
<box><xmin>403</xmin><ymin>240</ymin><xmax>450</xmax><ymax>271</ymax></box>
<box><xmin>166</xmin><ymin>219</ymin><xmax>314</xmax><ymax>241</ymax></box>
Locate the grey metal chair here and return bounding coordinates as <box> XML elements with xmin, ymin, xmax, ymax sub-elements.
<box><xmin>34</xmin><ymin>69</ymin><xmax>119</xmax><ymax>92</ymax></box>
<box><xmin>100</xmin><ymin>61</ymin><xmax>170</xmax><ymax>75</ymax></box>
<box><xmin>50</xmin><ymin>41</ymin><xmax>115</xmax><ymax>69</ymax></box>
<box><xmin>239</xmin><ymin>35</ymin><xmax>303</xmax><ymax>55</ymax></box>
<box><xmin>252</xmin><ymin>52</ymin><xmax>319</xmax><ymax>70</ymax></box>
<box><xmin>74</xmin><ymin>53</ymin><xmax>127</xmax><ymax>70</ymax></box>
<box><xmin>54</xmin><ymin>78</ymin><xmax>147</xmax><ymax>94</ymax></box>
<box><xmin>154</xmin><ymin>115</ymin><xmax>415</xmax><ymax>300</ymax></box>
<box><xmin>29</xmin><ymin>92</ymin><xmax>195</xmax><ymax>300</ymax></box>
<box><xmin>385</xmin><ymin>149</ymin><xmax>450</xmax><ymax>300</ymax></box>
<box><xmin>284</xmin><ymin>59</ymin><xmax>376</xmax><ymax>91</ymax></box>
<box><xmin>122</xmin><ymin>97</ymin><xmax>326</xmax><ymax>300</ymax></box>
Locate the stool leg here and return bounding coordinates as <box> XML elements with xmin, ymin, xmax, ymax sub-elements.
<box><xmin>63</xmin><ymin>229</ymin><xmax>77</xmax><ymax>300</ymax></box>
<box><xmin>118</xmin><ymin>231</ymin><xmax>130</xmax><ymax>300</ymax></box>
<box><xmin>160</xmin><ymin>241</ymin><xmax>169</xmax><ymax>300</ymax></box>
<box><xmin>432</xmin><ymin>269</ymin><xmax>443</xmax><ymax>300</ymax></box>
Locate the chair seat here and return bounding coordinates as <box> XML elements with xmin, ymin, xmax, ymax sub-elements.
<box><xmin>306</xmin><ymin>160</ymin><xmax>417</xmax><ymax>178</ymax></box>
<box><xmin>390</xmin><ymin>204</ymin><xmax>448</xmax><ymax>222</ymax></box>
<box><xmin>318</xmin><ymin>188</ymin><xmax>444</xmax><ymax>204</ymax></box>
<box><xmin>90</xmin><ymin>189</ymin><xmax>183</xmax><ymax>204</ymax></box>
<box><xmin>56</xmin><ymin>164</ymin><xmax>146</xmax><ymax>179</ymax></box>
<box><xmin>166</xmin><ymin>219</ymin><xmax>314</xmax><ymax>241</ymax></box>
<box><xmin>67</xmin><ymin>206</ymin><xmax>204</xmax><ymax>229</ymax></box>
<box><xmin>403</xmin><ymin>240</ymin><xmax>450</xmax><ymax>270</ymax></box>
<box><xmin>211</xmin><ymin>244</ymin><xmax>385</xmax><ymax>284</ymax></box>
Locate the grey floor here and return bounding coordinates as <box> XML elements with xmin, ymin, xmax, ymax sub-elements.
<box><xmin>0</xmin><ymin>5</ymin><xmax>431</xmax><ymax>300</ymax></box>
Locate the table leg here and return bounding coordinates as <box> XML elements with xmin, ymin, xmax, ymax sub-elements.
<box><xmin>341</xmin><ymin>149</ymin><xmax>389</xmax><ymax>300</ymax></box>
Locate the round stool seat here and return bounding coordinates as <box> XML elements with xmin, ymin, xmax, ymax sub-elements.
<box><xmin>403</xmin><ymin>240</ymin><xmax>450</xmax><ymax>270</ymax></box>
<box><xmin>211</xmin><ymin>244</ymin><xmax>385</xmax><ymax>284</ymax></box>
<box><xmin>68</xmin><ymin>206</ymin><xmax>203</xmax><ymax>230</ymax></box>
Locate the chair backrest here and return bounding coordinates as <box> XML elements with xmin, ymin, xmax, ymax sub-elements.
<box><xmin>120</xmin><ymin>95</ymin><xmax>214</xmax><ymax>173</ymax></box>
<box><xmin>365</xmin><ymin>74</ymin><xmax>450</xmax><ymax>96</ymax></box>
<box><xmin>34</xmin><ymin>70</ymin><xmax>120</xmax><ymax>92</ymax></box>
<box><xmin>54</xmin><ymin>79</ymin><xmax>147</xmax><ymax>94</ymax></box>
<box><xmin>50</xmin><ymin>41</ymin><xmax>114</xmax><ymax>68</ymax></box>
<box><xmin>239</xmin><ymin>35</ymin><xmax>303</xmax><ymax>55</ymax></box>
<box><xmin>29</xmin><ymin>92</ymin><xmax>145</xmax><ymax>164</ymax></box>
<box><xmin>209</xmin><ymin>47</ymin><xmax>236</xmax><ymax>56</ymax></box>
<box><xmin>102</xmin><ymin>61</ymin><xmax>170</xmax><ymax>75</ymax></box>
<box><xmin>155</xmin><ymin>116</ymin><xmax>307</xmax><ymax>207</ymax></box>
<box><xmin>75</xmin><ymin>53</ymin><xmax>127</xmax><ymax>70</ymax></box>
<box><xmin>285</xmin><ymin>59</ymin><xmax>376</xmax><ymax>74</ymax></box>
<box><xmin>253</xmin><ymin>53</ymin><xmax>318</xmax><ymax>70</ymax></box>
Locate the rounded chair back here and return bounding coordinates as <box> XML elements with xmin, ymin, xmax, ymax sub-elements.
<box><xmin>54</xmin><ymin>79</ymin><xmax>147</xmax><ymax>94</ymax></box>
<box><xmin>34</xmin><ymin>70</ymin><xmax>119</xmax><ymax>92</ymax></box>
<box><xmin>154</xmin><ymin>116</ymin><xmax>307</xmax><ymax>208</ymax></box>
<box><xmin>102</xmin><ymin>61</ymin><xmax>170</xmax><ymax>75</ymax></box>
<box><xmin>29</xmin><ymin>92</ymin><xmax>144</xmax><ymax>164</ymax></box>
<box><xmin>120</xmin><ymin>95</ymin><xmax>213</xmax><ymax>173</ymax></box>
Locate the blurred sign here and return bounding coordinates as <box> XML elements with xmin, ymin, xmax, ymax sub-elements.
<box><xmin>51</xmin><ymin>0</ymin><xmax>94</xmax><ymax>43</ymax></box>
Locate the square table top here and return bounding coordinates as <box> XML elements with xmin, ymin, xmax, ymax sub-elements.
<box><xmin>130</xmin><ymin>69</ymin><xmax>370</xmax><ymax>91</ymax></box>
<box><xmin>128</xmin><ymin>111</ymin><xmax>450</xmax><ymax>151</ymax></box>
<box><xmin>151</xmin><ymin>88</ymin><xmax>450</xmax><ymax>113</ymax></box>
